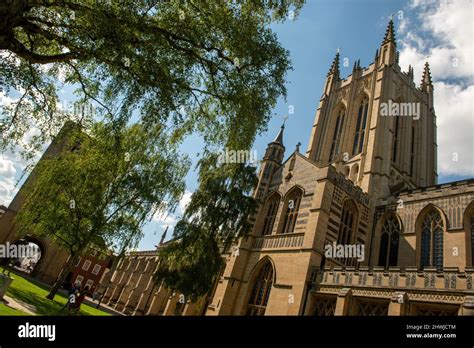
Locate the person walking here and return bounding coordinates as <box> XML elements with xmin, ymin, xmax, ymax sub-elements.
<box><xmin>68</xmin><ymin>285</ymin><xmax>90</xmax><ymax>315</ymax></box>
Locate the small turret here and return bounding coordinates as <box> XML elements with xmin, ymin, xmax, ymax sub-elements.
<box><xmin>263</xmin><ymin>124</ymin><xmax>285</xmax><ymax>163</ymax></box>
<box><xmin>378</xmin><ymin>19</ymin><xmax>397</xmax><ymax>66</ymax></box>
<box><xmin>420</xmin><ymin>61</ymin><xmax>434</xmax><ymax>106</ymax></box>
<box><xmin>420</xmin><ymin>62</ymin><xmax>433</xmax><ymax>91</ymax></box>
<box><xmin>323</xmin><ymin>50</ymin><xmax>340</xmax><ymax>95</ymax></box>
<box><xmin>159</xmin><ymin>226</ymin><xmax>168</xmax><ymax>246</ymax></box>
<box><xmin>255</xmin><ymin>124</ymin><xmax>286</xmax><ymax>199</ymax></box>
<box><xmin>382</xmin><ymin>19</ymin><xmax>396</xmax><ymax>46</ymax></box>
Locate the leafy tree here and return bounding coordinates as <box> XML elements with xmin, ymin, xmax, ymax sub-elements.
<box><xmin>1</xmin><ymin>0</ymin><xmax>305</xmax><ymax>154</ymax></box>
<box><xmin>154</xmin><ymin>154</ymin><xmax>258</xmax><ymax>300</ymax></box>
<box><xmin>15</xmin><ymin>121</ymin><xmax>190</xmax><ymax>299</ymax></box>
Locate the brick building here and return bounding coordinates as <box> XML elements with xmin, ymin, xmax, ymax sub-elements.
<box><xmin>65</xmin><ymin>247</ymin><xmax>114</xmax><ymax>293</ymax></box>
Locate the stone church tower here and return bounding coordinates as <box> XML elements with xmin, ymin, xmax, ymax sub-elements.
<box><xmin>306</xmin><ymin>19</ymin><xmax>437</xmax><ymax>201</ymax></box>
<box><xmin>205</xmin><ymin>20</ymin><xmax>474</xmax><ymax>316</ymax></box>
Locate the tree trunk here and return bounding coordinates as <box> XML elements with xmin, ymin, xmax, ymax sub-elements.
<box><xmin>46</xmin><ymin>254</ymin><xmax>78</xmax><ymax>300</ymax></box>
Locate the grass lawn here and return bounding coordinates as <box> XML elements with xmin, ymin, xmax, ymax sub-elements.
<box><xmin>0</xmin><ymin>302</ymin><xmax>29</xmax><ymax>316</ymax></box>
<box><xmin>0</xmin><ymin>268</ymin><xmax>110</xmax><ymax>316</ymax></box>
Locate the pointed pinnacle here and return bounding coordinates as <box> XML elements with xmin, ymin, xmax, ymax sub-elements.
<box><xmin>327</xmin><ymin>50</ymin><xmax>340</xmax><ymax>76</ymax></box>
<box><xmin>273</xmin><ymin>123</ymin><xmax>284</xmax><ymax>145</ymax></box>
<box><xmin>421</xmin><ymin>61</ymin><xmax>433</xmax><ymax>89</ymax></box>
<box><xmin>407</xmin><ymin>65</ymin><xmax>414</xmax><ymax>80</ymax></box>
<box><xmin>382</xmin><ymin>19</ymin><xmax>396</xmax><ymax>46</ymax></box>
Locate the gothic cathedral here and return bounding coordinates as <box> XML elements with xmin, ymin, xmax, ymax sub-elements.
<box><xmin>205</xmin><ymin>20</ymin><xmax>474</xmax><ymax>316</ymax></box>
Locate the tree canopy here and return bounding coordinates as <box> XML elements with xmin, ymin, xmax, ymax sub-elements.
<box><xmin>1</xmin><ymin>0</ymin><xmax>307</xmax><ymax>302</ymax></box>
<box><xmin>1</xmin><ymin>0</ymin><xmax>304</xmax><ymax>154</ymax></box>
<box><xmin>15</xmin><ymin>121</ymin><xmax>190</xmax><ymax>298</ymax></box>
<box><xmin>154</xmin><ymin>154</ymin><xmax>258</xmax><ymax>300</ymax></box>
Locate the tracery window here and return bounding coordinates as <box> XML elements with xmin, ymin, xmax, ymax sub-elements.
<box><xmin>420</xmin><ymin>209</ymin><xmax>444</xmax><ymax>270</ymax></box>
<box><xmin>329</xmin><ymin>108</ymin><xmax>345</xmax><ymax>162</ymax></box>
<box><xmin>280</xmin><ymin>188</ymin><xmax>303</xmax><ymax>234</ymax></box>
<box><xmin>261</xmin><ymin>195</ymin><xmax>280</xmax><ymax>236</ymax></box>
<box><xmin>337</xmin><ymin>200</ymin><xmax>358</xmax><ymax>245</ymax></box>
<box><xmin>378</xmin><ymin>215</ymin><xmax>401</xmax><ymax>268</ymax></box>
<box><xmin>392</xmin><ymin>116</ymin><xmax>400</xmax><ymax>162</ymax></box>
<box><xmin>352</xmin><ymin>97</ymin><xmax>369</xmax><ymax>155</ymax></box>
<box><xmin>247</xmin><ymin>262</ymin><xmax>273</xmax><ymax>316</ymax></box>
<box><xmin>470</xmin><ymin>216</ymin><xmax>474</xmax><ymax>266</ymax></box>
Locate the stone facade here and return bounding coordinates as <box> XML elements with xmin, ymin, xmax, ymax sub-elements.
<box><xmin>0</xmin><ymin>127</ymin><xmax>74</xmax><ymax>285</ymax></box>
<box><xmin>1</xmin><ymin>20</ymin><xmax>472</xmax><ymax>317</ymax></box>
<box><xmin>205</xmin><ymin>20</ymin><xmax>474</xmax><ymax>316</ymax></box>
<box><xmin>100</xmin><ymin>249</ymin><xmax>202</xmax><ymax>316</ymax></box>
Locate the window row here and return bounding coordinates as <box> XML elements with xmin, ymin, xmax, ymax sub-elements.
<box><xmin>260</xmin><ymin>192</ymin><xmax>361</xmax><ymax>251</ymax></box>
<box><xmin>328</xmin><ymin>96</ymin><xmax>370</xmax><ymax>164</ymax></box>
<box><xmin>377</xmin><ymin>206</ymin><xmax>474</xmax><ymax>270</ymax></box>
<box><xmin>260</xmin><ymin>188</ymin><xmax>303</xmax><ymax>236</ymax></box>
<box><xmin>74</xmin><ymin>275</ymin><xmax>94</xmax><ymax>290</ymax></box>
<box><xmin>75</xmin><ymin>257</ymin><xmax>102</xmax><ymax>275</ymax></box>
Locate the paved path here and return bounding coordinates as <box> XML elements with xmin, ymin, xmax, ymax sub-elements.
<box><xmin>2</xmin><ymin>295</ymin><xmax>37</xmax><ymax>315</ymax></box>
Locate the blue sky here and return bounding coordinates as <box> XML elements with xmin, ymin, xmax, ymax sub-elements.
<box><xmin>144</xmin><ymin>0</ymin><xmax>473</xmax><ymax>251</ymax></box>
<box><xmin>1</xmin><ymin>0</ymin><xmax>473</xmax><ymax>251</ymax></box>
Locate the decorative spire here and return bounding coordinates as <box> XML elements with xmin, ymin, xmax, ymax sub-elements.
<box><xmin>295</xmin><ymin>142</ymin><xmax>301</xmax><ymax>153</ymax></box>
<box><xmin>382</xmin><ymin>19</ymin><xmax>396</xmax><ymax>46</ymax></box>
<box><xmin>421</xmin><ymin>61</ymin><xmax>433</xmax><ymax>91</ymax></box>
<box><xmin>407</xmin><ymin>65</ymin><xmax>414</xmax><ymax>80</ymax></box>
<box><xmin>395</xmin><ymin>50</ymin><xmax>400</xmax><ymax>64</ymax></box>
<box><xmin>353</xmin><ymin>59</ymin><xmax>361</xmax><ymax>73</ymax></box>
<box><xmin>327</xmin><ymin>50</ymin><xmax>340</xmax><ymax>77</ymax></box>
<box><xmin>272</xmin><ymin>123</ymin><xmax>284</xmax><ymax>145</ymax></box>
<box><xmin>159</xmin><ymin>226</ymin><xmax>169</xmax><ymax>246</ymax></box>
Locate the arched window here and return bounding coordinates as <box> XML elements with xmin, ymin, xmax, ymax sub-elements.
<box><xmin>261</xmin><ymin>195</ymin><xmax>280</xmax><ymax>236</ymax></box>
<box><xmin>263</xmin><ymin>163</ymin><xmax>272</xmax><ymax>179</ymax></box>
<box><xmin>420</xmin><ymin>209</ymin><xmax>444</xmax><ymax>270</ymax></box>
<box><xmin>280</xmin><ymin>188</ymin><xmax>303</xmax><ymax>234</ymax></box>
<box><xmin>392</xmin><ymin>116</ymin><xmax>400</xmax><ymax>162</ymax></box>
<box><xmin>247</xmin><ymin>262</ymin><xmax>273</xmax><ymax>316</ymax></box>
<box><xmin>410</xmin><ymin>124</ymin><xmax>415</xmax><ymax>175</ymax></box>
<box><xmin>329</xmin><ymin>108</ymin><xmax>345</xmax><ymax>162</ymax></box>
<box><xmin>337</xmin><ymin>200</ymin><xmax>358</xmax><ymax>245</ymax></box>
<box><xmin>352</xmin><ymin>97</ymin><xmax>369</xmax><ymax>155</ymax></box>
<box><xmin>378</xmin><ymin>215</ymin><xmax>401</xmax><ymax>268</ymax></box>
<box><xmin>470</xmin><ymin>215</ymin><xmax>474</xmax><ymax>266</ymax></box>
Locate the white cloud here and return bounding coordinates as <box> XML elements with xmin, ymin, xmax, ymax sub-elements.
<box><xmin>152</xmin><ymin>213</ymin><xmax>178</xmax><ymax>227</ymax></box>
<box><xmin>0</xmin><ymin>154</ymin><xmax>17</xmax><ymax>206</ymax></box>
<box><xmin>434</xmin><ymin>82</ymin><xmax>474</xmax><ymax>175</ymax></box>
<box><xmin>0</xmin><ymin>90</ymin><xmax>16</xmax><ymax>107</ymax></box>
<box><xmin>179</xmin><ymin>190</ymin><xmax>192</xmax><ymax>213</ymax></box>
<box><xmin>151</xmin><ymin>190</ymin><xmax>193</xmax><ymax>227</ymax></box>
<box><xmin>398</xmin><ymin>0</ymin><xmax>474</xmax><ymax>177</ymax></box>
